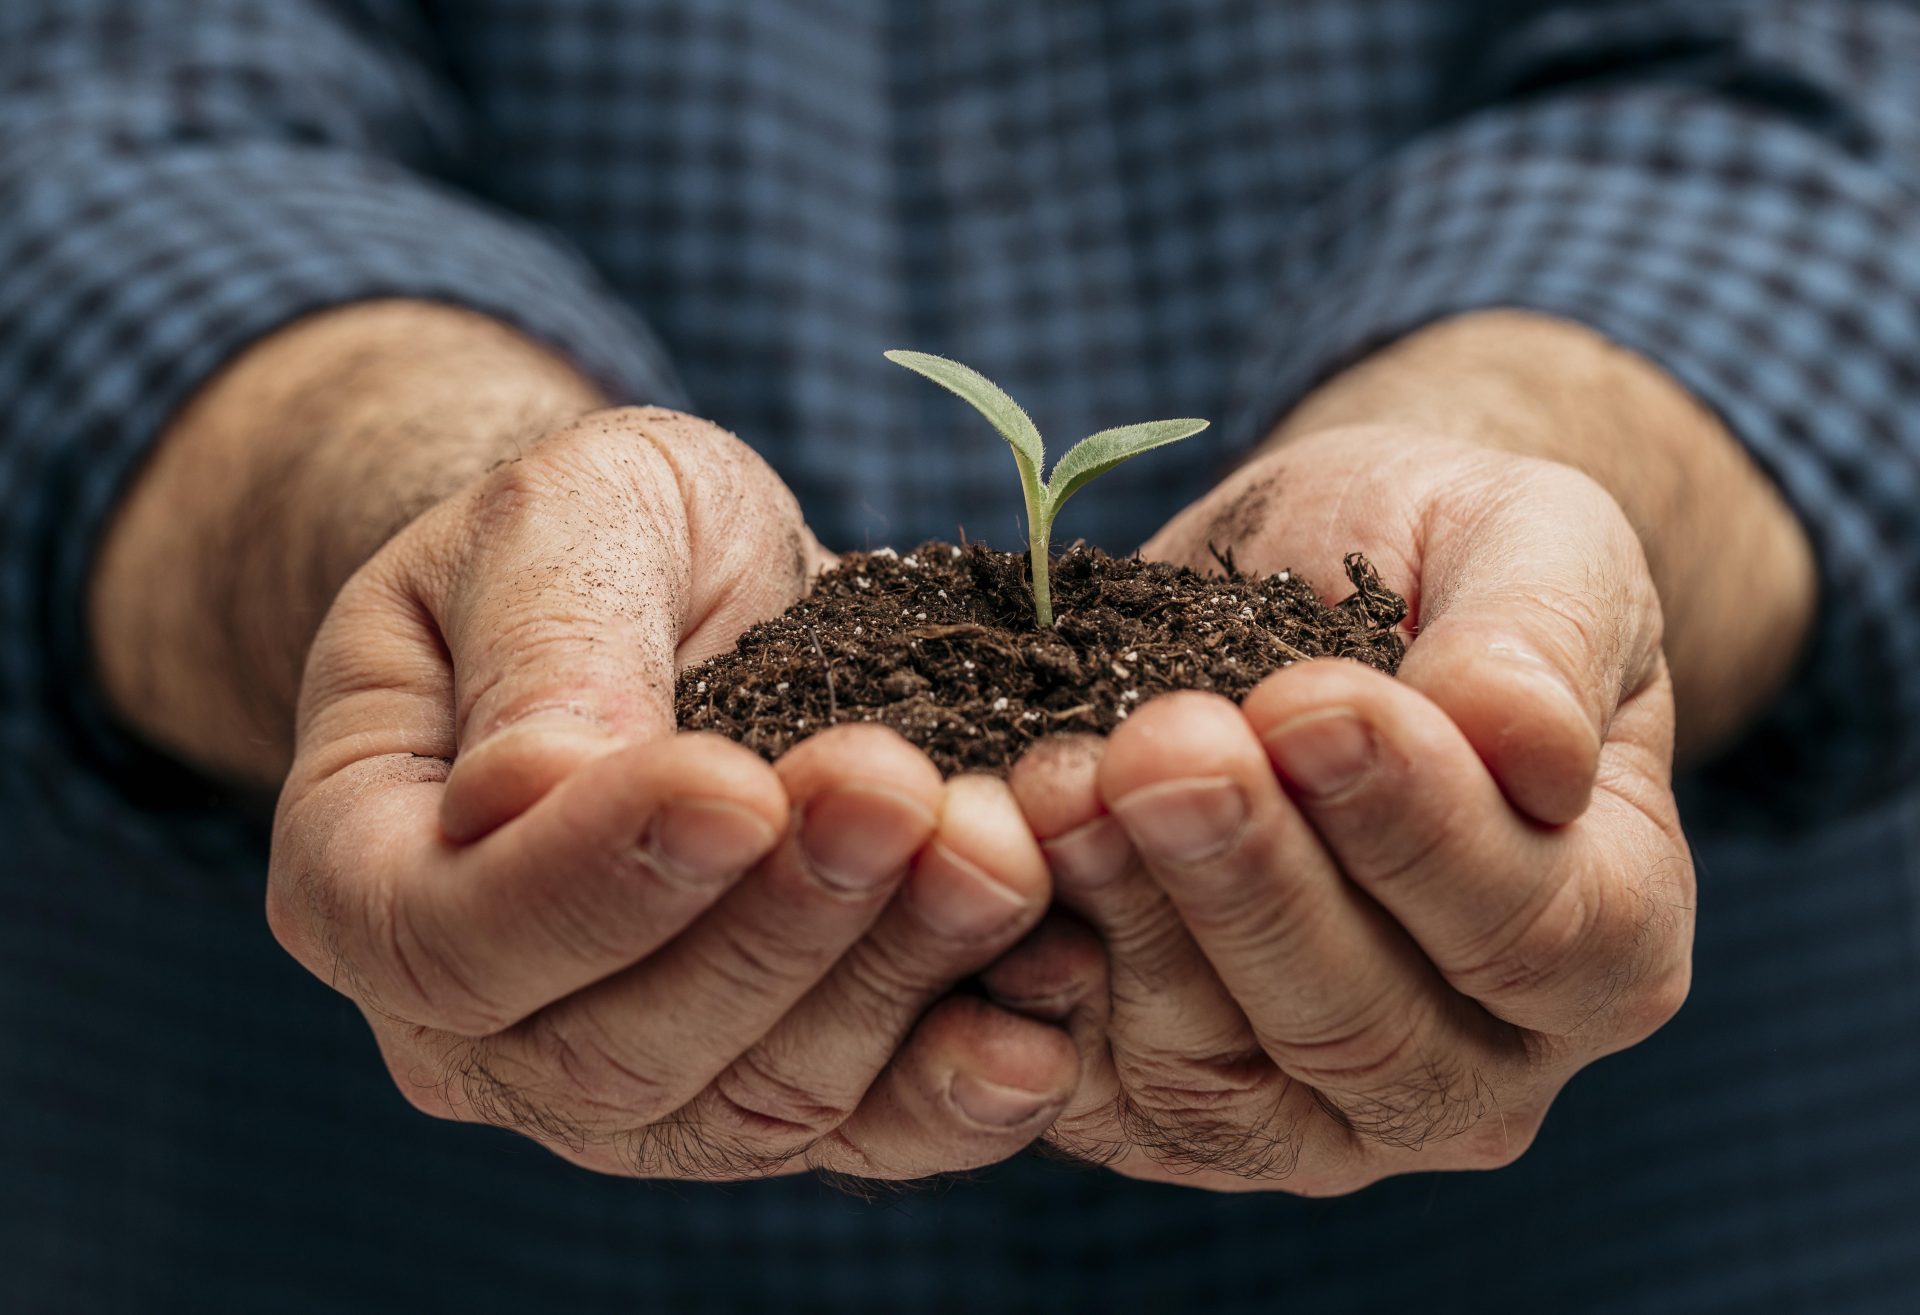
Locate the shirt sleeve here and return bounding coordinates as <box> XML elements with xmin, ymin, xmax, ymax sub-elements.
<box><xmin>0</xmin><ymin>0</ymin><xmax>685</xmax><ymax>860</ymax></box>
<box><xmin>1229</xmin><ymin>0</ymin><xmax>1920</xmax><ymax>828</ymax></box>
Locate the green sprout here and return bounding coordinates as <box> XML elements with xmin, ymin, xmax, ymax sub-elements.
<box><xmin>885</xmin><ymin>350</ymin><xmax>1209</xmax><ymax>626</ymax></box>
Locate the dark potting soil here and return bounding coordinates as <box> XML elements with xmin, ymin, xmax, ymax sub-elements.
<box><xmin>675</xmin><ymin>542</ymin><xmax>1407</xmax><ymax>776</ymax></box>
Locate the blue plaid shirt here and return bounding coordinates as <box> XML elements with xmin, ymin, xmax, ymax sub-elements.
<box><xmin>3</xmin><ymin>2</ymin><xmax>1918</xmax><ymax>1311</ymax></box>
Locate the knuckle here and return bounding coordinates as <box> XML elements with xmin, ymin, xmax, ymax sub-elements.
<box><xmin>1507</xmin><ymin>557</ymin><xmax>1656</xmax><ymax>708</ymax></box>
<box><xmin>1118</xmin><ymin>1052</ymin><xmax>1307</xmax><ymax>1180</ymax></box>
<box><xmin>264</xmin><ymin>847</ymin><xmax>333</xmax><ymax>973</ymax></box>
<box><xmin>458</xmin><ymin>618</ymin><xmax>610</xmax><ymax>729</ymax></box>
<box><xmin>1162</xmin><ymin>873</ymin><xmax>1271</xmax><ymax>937</ymax></box>
<box><xmin>450</xmin><ymin>429</ymin><xmax>687</xmax><ymax>613</ymax></box>
<box><xmin>262</xmin><ymin>866</ymin><xmax>304</xmax><ymax>958</ymax></box>
<box><xmin>1346</xmin><ymin>820</ymin><xmax>1451</xmax><ymax>894</ymax></box>
<box><xmin>1263</xmin><ymin>1004</ymin><xmax>1489</xmax><ymax>1155</ymax></box>
<box><xmin>1448</xmin><ymin>875</ymin><xmax>1594</xmax><ymax>1005</ymax></box>
<box><xmin>443</xmin><ymin>1040</ymin><xmax>595</xmax><ymax>1150</ymax></box>
<box><xmin>1103</xmin><ymin>910</ymin><xmax>1206</xmax><ymax>994</ymax></box>
<box><xmin>460</xmin><ymin>448</ymin><xmax>609</xmax><ymax>552</ymax></box>
<box><xmin>1523</xmin><ymin>578</ymin><xmax>1613</xmax><ymax>666</ymax></box>
<box><xmin>1123</xmin><ymin>1098</ymin><xmax>1306</xmax><ymax>1182</ymax></box>
<box><xmin>838</xmin><ymin>936</ymin><xmax>935</xmax><ymax>1017</ymax></box>
<box><xmin>526</xmin><ymin>1012</ymin><xmax>678</xmax><ymax>1123</ymax></box>
<box><xmin>371</xmin><ymin>883</ymin><xmax>516</xmax><ymax>1036</ymax></box>
<box><xmin>699</xmin><ymin>911</ymin><xmax>825</xmax><ymax>999</ymax></box>
<box><xmin>805</xmin><ymin>1126</ymin><xmax>889</xmax><ymax>1183</ymax></box>
<box><xmin>612</xmin><ymin>407</ymin><xmax>804</xmax><ymax>533</ymax></box>
<box><xmin>603</xmin><ymin>404</ymin><xmax>740</xmax><ymax>463</ymax></box>
<box><xmin>468</xmin><ymin>454</ymin><xmax>551</xmax><ymax>524</ymax></box>
<box><xmin>987</xmin><ymin>960</ymin><xmax>1097</xmax><ymax>1020</ymax></box>
<box><xmin>1121</xmin><ymin>1047</ymin><xmax>1272</xmax><ymax>1114</ymax></box>
<box><xmin>1312</xmin><ymin>1054</ymin><xmax>1479</xmax><ymax>1153</ymax></box>
<box><xmin>534</xmin><ymin>864</ymin><xmax>651</xmax><ymax>963</ymax></box>
<box><xmin>380</xmin><ymin>1040</ymin><xmax>462</xmax><ymax>1123</ymax></box>
<box><xmin>614</xmin><ymin>825</ymin><xmax>748</xmax><ymax>898</ymax></box>
<box><xmin>1619</xmin><ymin>960</ymin><xmax>1692</xmax><ymax>1044</ymax></box>
<box><xmin>391</xmin><ymin>1070</ymin><xmax>456</xmax><ymax>1122</ymax></box>
<box><xmin>595</xmin><ymin>403</ymin><xmax>701</xmax><ymax>430</ymax></box>
<box><xmin>1567</xmin><ymin>868</ymin><xmax>1684</xmax><ymax>1035</ymax></box>
<box><xmin>711</xmin><ymin>1044</ymin><xmax>854</xmax><ymax>1142</ymax></box>
<box><xmin>1259</xmin><ymin>987</ymin><xmax>1423</xmax><ymax>1091</ymax></box>
<box><xmin>1161</xmin><ymin>858</ymin><xmax>1318</xmax><ymax>950</ymax></box>
<box><xmin>539</xmin><ymin>835</ymin><xmax>721</xmax><ymax>962</ymax></box>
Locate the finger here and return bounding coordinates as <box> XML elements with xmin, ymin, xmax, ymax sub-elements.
<box><xmin>378</xmin><ymin>954</ymin><xmax>1078</xmax><ymax>1185</ymax></box>
<box><xmin>1100</xmin><ymin>691</ymin><xmax>1522</xmax><ymax>1151</ymax></box>
<box><xmin>689</xmin><ymin>775</ymin><xmax>1051</xmax><ymax>1159</ymax></box>
<box><xmin>1011</xmin><ymin>738</ymin><xmax>1256</xmax><ymax>1062</ymax></box>
<box><xmin>804</xmin><ymin>995</ymin><xmax>1079</xmax><ymax>1181</ymax></box>
<box><xmin>429</xmin><ymin>409</ymin><xmax>817</xmax><ymax>842</ymax></box>
<box><xmin>650</xmin><ymin>407</ymin><xmax>839</xmax><ymax>668</ymax></box>
<box><xmin>978</xmin><ymin>909</ymin><xmax>1419</xmax><ymax>1194</ymax></box>
<box><xmin>1398</xmin><ymin>460</ymin><xmax>1663</xmax><ymax>826</ymax></box>
<box><xmin>1006</xmin><ymin>737</ymin><xmax>1259</xmax><ymax>1059</ymax></box>
<box><xmin>466</xmin><ymin>725</ymin><xmax>944</xmax><ymax>1133</ymax></box>
<box><xmin>269</xmin><ymin>732</ymin><xmax>788</xmax><ymax>1036</ymax></box>
<box><xmin>1010</xmin><ymin>735</ymin><xmax>1298</xmax><ymax>1173</ymax></box>
<box><xmin>424</xmin><ymin>422</ymin><xmax>694</xmax><ymax>840</ymax></box>
<box><xmin>979</xmin><ymin>911</ymin><xmax>1128</xmax><ymax>1160</ymax></box>
<box><xmin>1247</xmin><ymin>657</ymin><xmax>1690</xmax><ymax>1038</ymax></box>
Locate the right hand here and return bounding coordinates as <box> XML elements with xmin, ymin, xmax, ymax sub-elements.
<box><xmin>269</xmin><ymin>407</ymin><xmax>1079</xmax><ymax>1180</ymax></box>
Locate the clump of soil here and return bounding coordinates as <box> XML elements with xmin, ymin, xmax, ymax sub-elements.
<box><xmin>675</xmin><ymin>542</ymin><xmax>1406</xmax><ymax>776</ymax></box>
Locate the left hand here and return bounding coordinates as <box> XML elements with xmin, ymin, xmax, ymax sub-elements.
<box><xmin>986</xmin><ymin>425</ymin><xmax>1695</xmax><ymax>1193</ymax></box>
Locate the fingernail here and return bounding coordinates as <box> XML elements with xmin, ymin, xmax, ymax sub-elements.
<box><xmin>949</xmin><ymin>1072</ymin><xmax>1056</xmax><ymax>1128</ymax></box>
<box><xmin>1041</xmin><ymin>815</ymin><xmax>1131</xmax><ymax>890</ymax></box>
<box><xmin>907</xmin><ymin>841</ymin><xmax>1030</xmax><ymax>937</ymax></box>
<box><xmin>1262</xmin><ymin>708</ymin><xmax>1375</xmax><ymax>798</ymax></box>
<box><xmin>1110</xmin><ymin>776</ymin><xmax>1247</xmax><ymax>864</ymax></box>
<box><xmin>800</xmin><ymin>784</ymin><xmax>937</xmax><ymax>892</ymax></box>
<box><xmin>643</xmin><ymin>799</ymin><xmax>780</xmax><ymax>888</ymax></box>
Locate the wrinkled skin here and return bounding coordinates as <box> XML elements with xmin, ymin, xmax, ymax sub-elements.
<box><xmin>987</xmin><ymin>426</ymin><xmax>1694</xmax><ymax>1194</ymax></box>
<box><xmin>270</xmin><ymin>408</ymin><xmax>1085</xmax><ymax>1182</ymax></box>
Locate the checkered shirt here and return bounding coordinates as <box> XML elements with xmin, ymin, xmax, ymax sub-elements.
<box><xmin>2</xmin><ymin>2</ymin><xmax>1917</xmax><ymax>1311</ymax></box>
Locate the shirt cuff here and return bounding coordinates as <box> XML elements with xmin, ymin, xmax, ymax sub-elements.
<box><xmin>1226</xmin><ymin>87</ymin><xmax>1920</xmax><ymax>827</ymax></box>
<box><xmin>0</xmin><ymin>143</ymin><xmax>685</xmax><ymax>857</ymax></box>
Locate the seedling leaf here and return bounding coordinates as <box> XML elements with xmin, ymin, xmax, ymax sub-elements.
<box><xmin>884</xmin><ymin>349</ymin><xmax>1210</xmax><ymax>628</ymax></box>
<box><xmin>883</xmin><ymin>350</ymin><xmax>1045</xmax><ymax>474</ymax></box>
<box><xmin>1046</xmin><ymin>419</ymin><xmax>1211</xmax><ymax>515</ymax></box>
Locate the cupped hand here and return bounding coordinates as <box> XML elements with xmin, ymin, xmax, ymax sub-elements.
<box><xmin>988</xmin><ymin>426</ymin><xmax>1694</xmax><ymax>1192</ymax></box>
<box><xmin>270</xmin><ymin>408</ymin><xmax>1077</xmax><ymax>1181</ymax></box>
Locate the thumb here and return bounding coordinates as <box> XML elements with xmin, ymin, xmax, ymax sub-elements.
<box><xmin>426</xmin><ymin>408</ymin><xmax>829</xmax><ymax>842</ymax></box>
<box><xmin>1397</xmin><ymin>462</ymin><xmax>1664</xmax><ymax>826</ymax></box>
<box><xmin>432</xmin><ymin>433</ymin><xmax>692</xmax><ymax>842</ymax></box>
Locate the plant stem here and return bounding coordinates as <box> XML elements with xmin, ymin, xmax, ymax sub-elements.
<box><xmin>1028</xmin><ymin>514</ymin><xmax>1053</xmax><ymax>626</ymax></box>
<box><xmin>1013</xmin><ymin>457</ymin><xmax>1055</xmax><ymax>627</ymax></box>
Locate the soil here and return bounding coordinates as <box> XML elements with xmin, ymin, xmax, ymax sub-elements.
<box><xmin>675</xmin><ymin>542</ymin><xmax>1407</xmax><ymax>776</ymax></box>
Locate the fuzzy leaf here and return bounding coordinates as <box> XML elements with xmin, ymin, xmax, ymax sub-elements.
<box><xmin>1045</xmin><ymin>418</ymin><xmax>1210</xmax><ymax>514</ymax></box>
<box><xmin>885</xmin><ymin>350</ymin><xmax>1046</xmax><ymax>473</ymax></box>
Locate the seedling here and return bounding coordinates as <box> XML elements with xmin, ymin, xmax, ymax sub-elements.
<box><xmin>885</xmin><ymin>350</ymin><xmax>1209</xmax><ymax>626</ymax></box>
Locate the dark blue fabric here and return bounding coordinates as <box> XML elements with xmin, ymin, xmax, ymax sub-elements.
<box><xmin>2</xmin><ymin>2</ymin><xmax>1917</xmax><ymax>1311</ymax></box>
